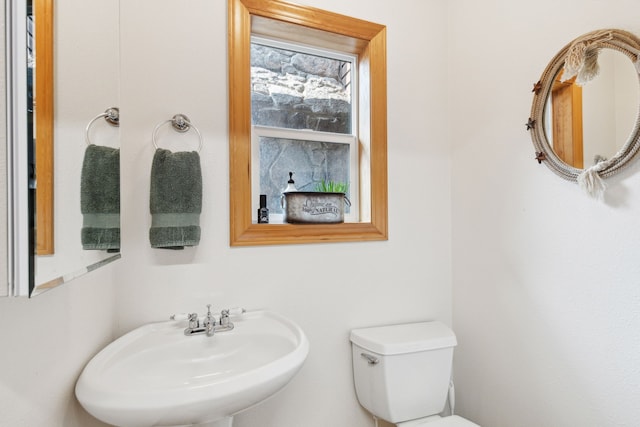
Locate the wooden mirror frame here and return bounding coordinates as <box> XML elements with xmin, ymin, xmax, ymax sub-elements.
<box><xmin>228</xmin><ymin>0</ymin><xmax>388</xmax><ymax>246</ymax></box>
<box><xmin>528</xmin><ymin>29</ymin><xmax>640</xmax><ymax>182</ymax></box>
<box><xmin>34</xmin><ymin>0</ymin><xmax>54</xmax><ymax>255</ymax></box>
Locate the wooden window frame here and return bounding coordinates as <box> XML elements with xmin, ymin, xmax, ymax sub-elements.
<box><xmin>228</xmin><ymin>0</ymin><xmax>388</xmax><ymax>246</ymax></box>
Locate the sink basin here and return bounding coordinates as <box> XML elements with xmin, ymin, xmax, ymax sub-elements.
<box><xmin>75</xmin><ymin>310</ymin><xmax>309</xmax><ymax>427</ymax></box>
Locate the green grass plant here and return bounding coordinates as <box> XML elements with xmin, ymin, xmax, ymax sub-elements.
<box><xmin>315</xmin><ymin>180</ymin><xmax>349</xmax><ymax>193</ymax></box>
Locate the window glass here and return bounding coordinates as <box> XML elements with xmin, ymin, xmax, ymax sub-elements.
<box><xmin>258</xmin><ymin>136</ymin><xmax>352</xmax><ymax>213</ymax></box>
<box><xmin>250</xmin><ymin>38</ymin><xmax>359</xmax><ymax>223</ymax></box>
<box><xmin>250</xmin><ymin>41</ymin><xmax>354</xmax><ymax>134</ymax></box>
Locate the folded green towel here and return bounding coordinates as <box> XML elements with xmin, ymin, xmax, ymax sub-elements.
<box><xmin>81</xmin><ymin>144</ymin><xmax>120</xmax><ymax>251</ymax></box>
<box><xmin>149</xmin><ymin>148</ymin><xmax>202</xmax><ymax>249</ymax></box>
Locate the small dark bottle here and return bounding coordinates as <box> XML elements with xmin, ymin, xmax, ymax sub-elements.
<box><xmin>257</xmin><ymin>194</ymin><xmax>269</xmax><ymax>223</ymax></box>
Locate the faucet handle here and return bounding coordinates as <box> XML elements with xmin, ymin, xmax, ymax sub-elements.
<box><xmin>220</xmin><ymin>309</ymin><xmax>230</xmax><ymax>326</ymax></box>
<box><xmin>169</xmin><ymin>313</ymin><xmax>189</xmax><ymax>321</ymax></box>
<box><xmin>227</xmin><ymin>307</ymin><xmax>246</xmax><ymax>316</ymax></box>
<box><xmin>188</xmin><ymin>312</ymin><xmax>199</xmax><ymax>328</ymax></box>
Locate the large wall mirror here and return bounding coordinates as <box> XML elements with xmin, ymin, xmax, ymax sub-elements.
<box><xmin>5</xmin><ymin>0</ymin><xmax>121</xmax><ymax>297</ymax></box>
<box><xmin>528</xmin><ymin>29</ymin><xmax>640</xmax><ymax>198</ymax></box>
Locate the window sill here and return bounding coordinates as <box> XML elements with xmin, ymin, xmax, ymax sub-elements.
<box><xmin>232</xmin><ymin>222</ymin><xmax>387</xmax><ymax>246</ymax></box>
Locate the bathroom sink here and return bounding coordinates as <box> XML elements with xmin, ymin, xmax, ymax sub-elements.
<box><xmin>75</xmin><ymin>310</ymin><xmax>309</xmax><ymax>427</ymax></box>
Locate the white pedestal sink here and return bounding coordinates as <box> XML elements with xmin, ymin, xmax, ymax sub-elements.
<box><xmin>75</xmin><ymin>310</ymin><xmax>309</xmax><ymax>427</ymax></box>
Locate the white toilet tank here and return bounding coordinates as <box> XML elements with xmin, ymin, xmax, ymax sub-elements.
<box><xmin>350</xmin><ymin>321</ymin><xmax>457</xmax><ymax>424</ymax></box>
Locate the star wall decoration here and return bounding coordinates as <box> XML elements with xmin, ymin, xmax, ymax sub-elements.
<box><xmin>526</xmin><ymin>118</ymin><xmax>536</xmax><ymax>130</ymax></box>
<box><xmin>532</xmin><ymin>80</ymin><xmax>542</xmax><ymax>94</ymax></box>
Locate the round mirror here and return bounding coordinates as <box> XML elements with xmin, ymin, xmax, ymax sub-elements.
<box><xmin>528</xmin><ymin>29</ymin><xmax>640</xmax><ymax>196</ymax></box>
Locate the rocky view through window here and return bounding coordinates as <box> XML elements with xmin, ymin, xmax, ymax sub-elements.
<box><xmin>251</xmin><ymin>44</ymin><xmax>354</xmax><ymax>215</ymax></box>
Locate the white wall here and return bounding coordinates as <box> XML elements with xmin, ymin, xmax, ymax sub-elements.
<box><xmin>449</xmin><ymin>1</ymin><xmax>640</xmax><ymax>426</ymax></box>
<box><xmin>115</xmin><ymin>1</ymin><xmax>449</xmax><ymax>427</ymax></box>
<box><xmin>0</xmin><ymin>0</ymin><xmax>119</xmax><ymax>425</ymax></box>
<box><xmin>0</xmin><ymin>266</ymin><xmax>116</xmax><ymax>427</ymax></box>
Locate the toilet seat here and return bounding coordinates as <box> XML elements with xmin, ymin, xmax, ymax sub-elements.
<box><xmin>399</xmin><ymin>415</ymin><xmax>480</xmax><ymax>427</ymax></box>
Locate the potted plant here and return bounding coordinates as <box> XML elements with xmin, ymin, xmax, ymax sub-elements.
<box><xmin>282</xmin><ymin>175</ymin><xmax>350</xmax><ymax>224</ymax></box>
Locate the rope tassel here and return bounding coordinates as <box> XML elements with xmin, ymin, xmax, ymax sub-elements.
<box><xmin>562</xmin><ymin>30</ymin><xmax>613</xmax><ymax>85</ymax></box>
<box><xmin>577</xmin><ymin>165</ymin><xmax>608</xmax><ymax>201</ymax></box>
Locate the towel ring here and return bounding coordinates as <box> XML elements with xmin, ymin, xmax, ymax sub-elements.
<box><xmin>152</xmin><ymin>114</ymin><xmax>203</xmax><ymax>153</ymax></box>
<box><xmin>85</xmin><ymin>107</ymin><xmax>120</xmax><ymax>146</ymax></box>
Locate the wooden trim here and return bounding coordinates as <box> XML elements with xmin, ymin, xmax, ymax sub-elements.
<box><xmin>228</xmin><ymin>0</ymin><xmax>388</xmax><ymax>246</ymax></box>
<box><xmin>240</xmin><ymin>0</ymin><xmax>384</xmax><ymax>41</ymax></box>
<box><xmin>367</xmin><ymin>28</ymin><xmax>388</xmax><ymax>237</ymax></box>
<box><xmin>35</xmin><ymin>0</ymin><xmax>54</xmax><ymax>255</ymax></box>
<box><xmin>551</xmin><ymin>74</ymin><xmax>584</xmax><ymax>169</ymax></box>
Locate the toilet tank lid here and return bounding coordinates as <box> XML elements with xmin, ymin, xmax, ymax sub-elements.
<box><xmin>350</xmin><ymin>321</ymin><xmax>457</xmax><ymax>355</ymax></box>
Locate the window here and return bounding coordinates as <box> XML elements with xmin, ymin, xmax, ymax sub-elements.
<box><xmin>252</xmin><ymin>127</ymin><xmax>360</xmax><ymax>223</ymax></box>
<box><xmin>228</xmin><ymin>0</ymin><xmax>387</xmax><ymax>246</ymax></box>
<box><xmin>250</xmin><ymin>38</ymin><xmax>359</xmax><ymax>222</ymax></box>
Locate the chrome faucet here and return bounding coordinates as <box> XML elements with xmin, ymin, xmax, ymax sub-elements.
<box><xmin>202</xmin><ymin>305</ymin><xmax>215</xmax><ymax>336</ymax></box>
<box><xmin>182</xmin><ymin>305</ymin><xmax>237</xmax><ymax>336</ymax></box>
<box><xmin>184</xmin><ymin>305</ymin><xmax>215</xmax><ymax>337</ymax></box>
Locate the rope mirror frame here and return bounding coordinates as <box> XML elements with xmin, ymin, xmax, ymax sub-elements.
<box><xmin>528</xmin><ymin>29</ymin><xmax>640</xmax><ymax>184</ymax></box>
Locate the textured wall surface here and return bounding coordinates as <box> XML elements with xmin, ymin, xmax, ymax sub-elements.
<box><xmin>449</xmin><ymin>1</ymin><xmax>640</xmax><ymax>426</ymax></box>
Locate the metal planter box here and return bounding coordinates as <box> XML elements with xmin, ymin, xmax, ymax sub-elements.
<box><xmin>282</xmin><ymin>192</ymin><xmax>348</xmax><ymax>224</ymax></box>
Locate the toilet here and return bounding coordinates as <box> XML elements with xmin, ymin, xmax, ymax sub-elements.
<box><xmin>350</xmin><ymin>321</ymin><xmax>480</xmax><ymax>427</ymax></box>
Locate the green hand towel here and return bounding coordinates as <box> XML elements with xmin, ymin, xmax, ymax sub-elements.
<box><xmin>81</xmin><ymin>144</ymin><xmax>120</xmax><ymax>251</ymax></box>
<box><xmin>149</xmin><ymin>148</ymin><xmax>202</xmax><ymax>249</ymax></box>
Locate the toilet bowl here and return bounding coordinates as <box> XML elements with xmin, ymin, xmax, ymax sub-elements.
<box><xmin>350</xmin><ymin>321</ymin><xmax>480</xmax><ymax>427</ymax></box>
